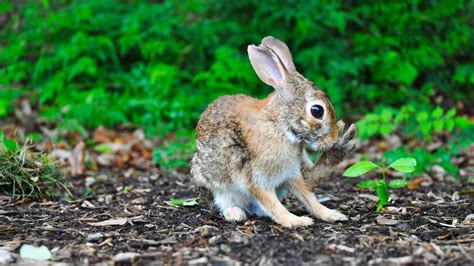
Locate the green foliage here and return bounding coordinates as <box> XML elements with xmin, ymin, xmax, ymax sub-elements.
<box><xmin>2</xmin><ymin>1</ymin><xmax>473</xmax><ymax>130</ymax></box>
<box><xmin>357</xmin><ymin>104</ymin><xmax>472</xmax><ymax>140</ymax></box>
<box><xmin>0</xmin><ymin>133</ymin><xmax>71</xmax><ymax>199</ymax></box>
<box><xmin>0</xmin><ymin>89</ymin><xmax>21</xmax><ymax>118</ymax></box>
<box><xmin>1</xmin><ymin>0</ymin><xmax>473</xmax><ymax>169</ymax></box>
<box><xmin>344</xmin><ymin>157</ymin><xmax>417</xmax><ymax>212</ymax></box>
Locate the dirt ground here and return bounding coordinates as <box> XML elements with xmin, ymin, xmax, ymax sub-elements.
<box><xmin>1</xmin><ymin>168</ymin><xmax>473</xmax><ymax>265</ymax></box>
<box><xmin>1</xmin><ymin>112</ymin><xmax>473</xmax><ymax>265</ymax></box>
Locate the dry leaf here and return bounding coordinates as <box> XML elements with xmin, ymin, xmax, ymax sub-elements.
<box><xmin>70</xmin><ymin>141</ymin><xmax>85</xmax><ymax>176</ymax></box>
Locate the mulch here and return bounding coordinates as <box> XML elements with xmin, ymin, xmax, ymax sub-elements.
<box><xmin>1</xmin><ymin>168</ymin><xmax>473</xmax><ymax>265</ymax></box>
<box><xmin>0</xmin><ymin>109</ymin><xmax>473</xmax><ymax>265</ymax></box>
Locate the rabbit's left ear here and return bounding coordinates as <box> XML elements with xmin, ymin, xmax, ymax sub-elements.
<box><xmin>248</xmin><ymin>44</ymin><xmax>292</xmax><ymax>100</ymax></box>
<box><xmin>261</xmin><ymin>36</ymin><xmax>296</xmax><ymax>72</ymax></box>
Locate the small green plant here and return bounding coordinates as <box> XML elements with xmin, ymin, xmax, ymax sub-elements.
<box><xmin>343</xmin><ymin>158</ymin><xmax>417</xmax><ymax>212</ymax></box>
<box><xmin>0</xmin><ymin>134</ymin><xmax>72</xmax><ymax>199</ymax></box>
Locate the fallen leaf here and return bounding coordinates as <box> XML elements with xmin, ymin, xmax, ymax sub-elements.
<box><xmin>92</xmin><ymin>126</ymin><xmax>115</xmax><ymax>143</ymax></box>
<box><xmin>165</xmin><ymin>198</ymin><xmax>198</xmax><ymax>207</ymax></box>
<box><xmin>70</xmin><ymin>141</ymin><xmax>85</xmax><ymax>176</ymax></box>
<box><xmin>88</xmin><ymin>218</ymin><xmax>128</xmax><ymax>226</ymax></box>
<box><xmin>407</xmin><ymin>177</ymin><xmax>432</xmax><ymax>190</ymax></box>
<box><xmin>19</xmin><ymin>244</ymin><xmax>52</xmax><ymax>261</ymax></box>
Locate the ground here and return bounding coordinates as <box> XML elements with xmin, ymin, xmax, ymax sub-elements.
<box><xmin>0</xmin><ymin>114</ymin><xmax>473</xmax><ymax>265</ymax></box>
<box><xmin>1</xmin><ymin>169</ymin><xmax>473</xmax><ymax>265</ymax></box>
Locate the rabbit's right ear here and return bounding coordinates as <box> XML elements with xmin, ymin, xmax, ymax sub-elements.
<box><xmin>248</xmin><ymin>45</ymin><xmax>292</xmax><ymax>100</ymax></box>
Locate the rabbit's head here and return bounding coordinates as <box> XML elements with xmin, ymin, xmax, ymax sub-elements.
<box><xmin>248</xmin><ymin>36</ymin><xmax>338</xmax><ymax>151</ymax></box>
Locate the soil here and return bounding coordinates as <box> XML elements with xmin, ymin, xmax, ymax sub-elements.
<box><xmin>0</xmin><ymin>109</ymin><xmax>473</xmax><ymax>265</ymax></box>
<box><xmin>1</xmin><ymin>169</ymin><xmax>473</xmax><ymax>265</ymax></box>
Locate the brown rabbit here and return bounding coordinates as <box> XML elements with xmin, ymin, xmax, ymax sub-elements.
<box><xmin>191</xmin><ymin>36</ymin><xmax>358</xmax><ymax>228</ymax></box>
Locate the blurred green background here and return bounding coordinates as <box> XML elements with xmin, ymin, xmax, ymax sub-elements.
<box><xmin>1</xmin><ymin>0</ymin><xmax>473</xmax><ymax>173</ymax></box>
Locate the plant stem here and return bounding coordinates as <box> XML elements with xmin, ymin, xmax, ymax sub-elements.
<box><xmin>381</xmin><ymin>162</ymin><xmax>386</xmax><ymax>183</ymax></box>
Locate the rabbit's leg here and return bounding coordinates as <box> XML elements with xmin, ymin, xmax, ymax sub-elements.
<box><xmin>213</xmin><ymin>191</ymin><xmax>248</xmax><ymax>222</ymax></box>
<box><xmin>304</xmin><ymin>121</ymin><xmax>359</xmax><ymax>189</ymax></box>
<box><xmin>248</xmin><ymin>185</ymin><xmax>313</xmax><ymax>228</ymax></box>
<box><xmin>287</xmin><ymin>177</ymin><xmax>348</xmax><ymax>222</ymax></box>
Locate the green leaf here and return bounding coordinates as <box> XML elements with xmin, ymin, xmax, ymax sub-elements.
<box><xmin>343</xmin><ymin>161</ymin><xmax>380</xmax><ymax>177</ymax></box>
<box><xmin>2</xmin><ymin>139</ymin><xmax>19</xmax><ymax>152</ymax></box>
<box><xmin>379</xmin><ymin>124</ymin><xmax>395</xmax><ymax>136</ymax></box>
<box><xmin>445</xmin><ymin>108</ymin><xmax>456</xmax><ymax>119</ymax></box>
<box><xmin>376</xmin><ymin>182</ymin><xmax>389</xmax><ymax>212</ymax></box>
<box><xmin>432</xmin><ymin>120</ymin><xmax>444</xmax><ymax>133</ymax></box>
<box><xmin>356</xmin><ymin>180</ymin><xmax>379</xmax><ymax>189</ymax></box>
<box><xmin>165</xmin><ymin>198</ymin><xmax>198</xmax><ymax>207</ymax></box>
<box><xmin>380</xmin><ymin>109</ymin><xmax>393</xmax><ymax>123</ymax></box>
<box><xmin>416</xmin><ymin>112</ymin><xmax>429</xmax><ymax>122</ymax></box>
<box><xmin>431</xmin><ymin>106</ymin><xmax>444</xmax><ymax>119</ymax></box>
<box><xmin>388</xmin><ymin>158</ymin><xmax>417</xmax><ymax>173</ymax></box>
<box><xmin>94</xmin><ymin>144</ymin><xmax>113</xmax><ymax>154</ymax></box>
<box><xmin>0</xmin><ymin>99</ymin><xmax>8</xmax><ymax>117</ymax></box>
<box><xmin>387</xmin><ymin>179</ymin><xmax>409</xmax><ymax>188</ymax></box>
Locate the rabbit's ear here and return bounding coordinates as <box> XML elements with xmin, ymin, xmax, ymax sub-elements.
<box><xmin>261</xmin><ymin>36</ymin><xmax>296</xmax><ymax>72</ymax></box>
<box><xmin>248</xmin><ymin>45</ymin><xmax>291</xmax><ymax>99</ymax></box>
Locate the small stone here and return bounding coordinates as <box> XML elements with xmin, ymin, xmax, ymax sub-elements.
<box><xmin>228</xmin><ymin>231</ymin><xmax>248</xmax><ymax>244</ymax></box>
<box><xmin>113</xmin><ymin>252</ymin><xmax>140</xmax><ymax>262</ymax></box>
<box><xmin>220</xmin><ymin>244</ymin><xmax>231</xmax><ymax>253</ymax></box>
<box><xmin>86</xmin><ymin>232</ymin><xmax>104</xmax><ymax>242</ymax></box>
<box><xmin>0</xmin><ymin>250</ymin><xmax>13</xmax><ymax>263</ymax></box>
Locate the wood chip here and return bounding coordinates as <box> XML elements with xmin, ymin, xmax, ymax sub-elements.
<box><xmin>376</xmin><ymin>216</ymin><xmax>400</xmax><ymax>225</ymax></box>
<box><xmin>88</xmin><ymin>218</ymin><xmax>128</xmax><ymax>226</ymax></box>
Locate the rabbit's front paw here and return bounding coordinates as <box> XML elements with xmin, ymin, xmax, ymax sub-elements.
<box><xmin>316</xmin><ymin>208</ymin><xmax>348</xmax><ymax>223</ymax></box>
<box><xmin>277</xmin><ymin>214</ymin><xmax>314</xmax><ymax>228</ymax></box>
<box><xmin>326</xmin><ymin>121</ymin><xmax>359</xmax><ymax>164</ymax></box>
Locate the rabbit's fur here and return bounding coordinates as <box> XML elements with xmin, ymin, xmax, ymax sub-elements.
<box><xmin>191</xmin><ymin>36</ymin><xmax>358</xmax><ymax>227</ymax></box>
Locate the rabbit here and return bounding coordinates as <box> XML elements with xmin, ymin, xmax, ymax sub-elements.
<box><xmin>191</xmin><ymin>36</ymin><xmax>359</xmax><ymax>228</ymax></box>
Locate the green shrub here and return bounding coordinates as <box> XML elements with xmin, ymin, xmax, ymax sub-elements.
<box><xmin>1</xmin><ymin>0</ymin><xmax>473</xmax><ymax>169</ymax></box>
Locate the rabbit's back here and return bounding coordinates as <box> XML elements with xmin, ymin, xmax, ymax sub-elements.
<box><xmin>192</xmin><ymin>94</ymin><xmax>268</xmax><ymax>189</ymax></box>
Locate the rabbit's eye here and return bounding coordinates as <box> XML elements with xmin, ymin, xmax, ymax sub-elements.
<box><xmin>310</xmin><ymin>104</ymin><xmax>324</xmax><ymax>119</ymax></box>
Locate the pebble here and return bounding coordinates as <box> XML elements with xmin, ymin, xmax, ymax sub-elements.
<box><xmin>86</xmin><ymin>232</ymin><xmax>104</xmax><ymax>242</ymax></box>
<box><xmin>0</xmin><ymin>250</ymin><xmax>13</xmax><ymax>263</ymax></box>
<box><xmin>113</xmin><ymin>252</ymin><xmax>140</xmax><ymax>262</ymax></box>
